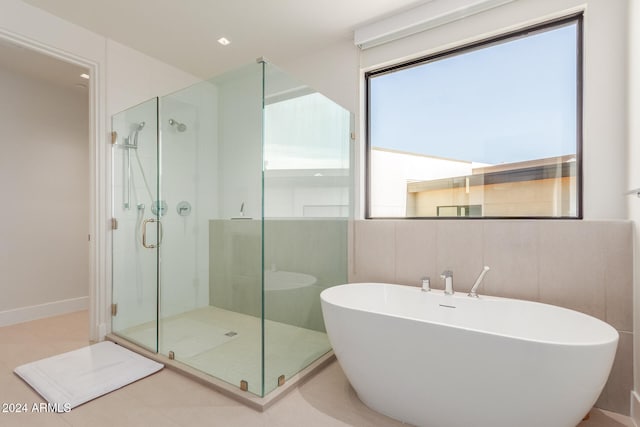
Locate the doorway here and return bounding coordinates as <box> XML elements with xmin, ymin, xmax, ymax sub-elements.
<box><xmin>0</xmin><ymin>38</ymin><xmax>91</xmax><ymax>328</ymax></box>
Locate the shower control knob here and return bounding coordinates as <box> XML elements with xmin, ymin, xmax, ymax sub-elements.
<box><xmin>177</xmin><ymin>201</ymin><xmax>191</xmax><ymax>217</ymax></box>
<box><xmin>151</xmin><ymin>200</ymin><xmax>168</xmax><ymax>217</ymax></box>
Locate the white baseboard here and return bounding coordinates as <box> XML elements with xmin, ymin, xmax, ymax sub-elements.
<box><xmin>632</xmin><ymin>391</ymin><xmax>640</xmax><ymax>427</ymax></box>
<box><xmin>0</xmin><ymin>297</ymin><xmax>89</xmax><ymax>327</ymax></box>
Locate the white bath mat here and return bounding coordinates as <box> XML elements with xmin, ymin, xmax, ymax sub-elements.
<box><xmin>14</xmin><ymin>341</ymin><xmax>163</xmax><ymax>410</ymax></box>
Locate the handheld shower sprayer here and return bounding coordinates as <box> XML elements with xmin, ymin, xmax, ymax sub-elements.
<box><xmin>468</xmin><ymin>266</ymin><xmax>490</xmax><ymax>298</ymax></box>
<box><xmin>131</xmin><ymin>121</ymin><xmax>145</xmax><ymax>147</ymax></box>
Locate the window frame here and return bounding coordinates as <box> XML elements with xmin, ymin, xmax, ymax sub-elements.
<box><xmin>364</xmin><ymin>13</ymin><xmax>584</xmax><ymax>220</ymax></box>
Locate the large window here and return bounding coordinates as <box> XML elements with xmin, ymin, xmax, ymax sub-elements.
<box><xmin>366</xmin><ymin>15</ymin><xmax>582</xmax><ymax>219</ymax></box>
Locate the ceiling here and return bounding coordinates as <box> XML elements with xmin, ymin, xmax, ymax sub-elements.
<box><xmin>0</xmin><ymin>37</ymin><xmax>89</xmax><ymax>90</ymax></box>
<box><xmin>21</xmin><ymin>0</ymin><xmax>427</xmax><ymax>78</ymax></box>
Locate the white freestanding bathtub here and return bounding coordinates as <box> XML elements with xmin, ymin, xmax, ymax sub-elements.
<box><xmin>320</xmin><ymin>283</ymin><xmax>618</xmax><ymax>427</ymax></box>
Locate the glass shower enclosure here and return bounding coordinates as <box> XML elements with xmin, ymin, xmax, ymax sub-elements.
<box><xmin>111</xmin><ymin>61</ymin><xmax>352</xmax><ymax>397</ymax></box>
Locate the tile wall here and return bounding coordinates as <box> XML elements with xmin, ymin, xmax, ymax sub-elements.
<box><xmin>209</xmin><ymin>219</ymin><xmax>348</xmax><ymax>331</ymax></box>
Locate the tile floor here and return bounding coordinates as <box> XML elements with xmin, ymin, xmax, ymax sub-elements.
<box><xmin>0</xmin><ymin>310</ymin><xmax>635</xmax><ymax>427</ymax></box>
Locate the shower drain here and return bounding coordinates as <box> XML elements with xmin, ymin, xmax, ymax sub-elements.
<box><xmin>225</xmin><ymin>331</ymin><xmax>238</xmax><ymax>337</ymax></box>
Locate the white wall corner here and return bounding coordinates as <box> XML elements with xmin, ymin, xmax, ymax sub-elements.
<box><xmin>279</xmin><ymin>39</ymin><xmax>359</xmax><ymax>114</ymax></box>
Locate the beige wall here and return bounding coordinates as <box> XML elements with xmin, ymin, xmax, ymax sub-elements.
<box><xmin>350</xmin><ymin>219</ymin><xmax>633</xmax><ymax>414</ymax></box>
<box><xmin>0</xmin><ymin>65</ymin><xmax>89</xmax><ymax>318</ymax></box>
<box><xmin>411</xmin><ymin>177</ymin><xmax>575</xmax><ymax>217</ymax></box>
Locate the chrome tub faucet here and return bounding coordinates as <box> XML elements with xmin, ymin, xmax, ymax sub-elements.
<box><xmin>440</xmin><ymin>270</ymin><xmax>454</xmax><ymax>295</ymax></box>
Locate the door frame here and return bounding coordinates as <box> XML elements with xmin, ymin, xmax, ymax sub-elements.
<box><xmin>0</xmin><ymin>28</ymin><xmax>107</xmax><ymax>342</ymax></box>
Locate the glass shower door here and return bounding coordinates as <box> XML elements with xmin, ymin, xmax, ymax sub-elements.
<box><xmin>158</xmin><ymin>63</ymin><xmax>265</xmax><ymax>395</ymax></box>
<box><xmin>111</xmin><ymin>98</ymin><xmax>160</xmax><ymax>352</ymax></box>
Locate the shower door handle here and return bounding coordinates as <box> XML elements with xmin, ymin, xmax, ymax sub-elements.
<box><xmin>142</xmin><ymin>218</ymin><xmax>163</xmax><ymax>249</ymax></box>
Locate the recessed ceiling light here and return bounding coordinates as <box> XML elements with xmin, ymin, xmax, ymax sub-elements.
<box><xmin>80</xmin><ymin>73</ymin><xmax>90</xmax><ymax>79</ymax></box>
<box><xmin>217</xmin><ymin>37</ymin><xmax>231</xmax><ymax>46</ymax></box>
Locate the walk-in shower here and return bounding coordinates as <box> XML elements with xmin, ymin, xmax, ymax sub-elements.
<box><xmin>110</xmin><ymin>60</ymin><xmax>352</xmax><ymax>400</ymax></box>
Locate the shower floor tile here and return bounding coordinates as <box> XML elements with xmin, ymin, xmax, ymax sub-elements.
<box><xmin>119</xmin><ymin>306</ymin><xmax>330</xmax><ymax>396</ymax></box>
<box><xmin>124</xmin><ymin>317</ymin><xmax>236</xmax><ymax>358</ymax></box>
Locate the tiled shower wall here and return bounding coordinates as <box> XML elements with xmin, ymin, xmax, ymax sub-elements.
<box><xmin>350</xmin><ymin>219</ymin><xmax>633</xmax><ymax>415</ymax></box>
<box><xmin>209</xmin><ymin>219</ymin><xmax>348</xmax><ymax>331</ymax></box>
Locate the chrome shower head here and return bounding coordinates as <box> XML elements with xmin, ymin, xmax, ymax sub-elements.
<box><xmin>168</xmin><ymin>118</ymin><xmax>187</xmax><ymax>132</ymax></box>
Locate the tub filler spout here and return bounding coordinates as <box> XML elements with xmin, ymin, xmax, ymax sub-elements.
<box><xmin>440</xmin><ymin>270</ymin><xmax>454</xmax><ymax>295</ymax></box>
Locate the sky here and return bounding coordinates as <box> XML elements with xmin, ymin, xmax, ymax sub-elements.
<box><xmin>369</xmin><ymin>22</ymin><xmax>578</xmax><ymax>165</ymax></box>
